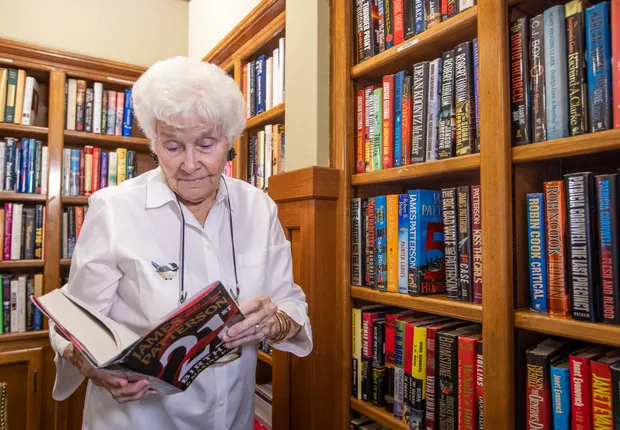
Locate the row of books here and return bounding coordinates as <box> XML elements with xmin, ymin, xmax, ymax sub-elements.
<box><xmin>258</xmin><ymin>340</ymin><xmax>272</xmax><ymax>355</ymax></box>
<box><xmin>0</xmin><ymin>137</ymin><xmax>48</xmax><ymax>194</ymax></box>
<box><xmin>242</xmin><ymin>36</ymin><xmax>285</xmax><ymax>119</ymax></box>
<box><xmin>1</xmin><ymin>203</ymin><xmax>44</xmax><ymax>261</ymax></box>
<box><xmin>355</xmin><ymin>38</ymin><xmax>479</xmax><ymax>173</ymax></box>
<box><xmin>0</xmin><ymin>273</ymin><xmax>44</xmax><ymax>334</ymax></box>
<box><xmin>355</xmin><ymin>0</ymin><xmax>477</xmax><ymax>63</ymax></box>
<box><xmin>351</xmin><ymin>185</ymin><xmax>482</xmax><ymax>303</ymax></box>
<box><xmin>349</xmin><ymin>414</ymin><xmax>385</xmax><ymax>430</ymax></box>
<box><xmin>509</xmin><ymin>1</ymin><xmax>620</xmax><ymax>145</ymax></box>
<box><xmin>65</xmin><ymin>78</ymin><xmax>134</xmax><ymax>137</ymax></box>
<box><xmin>61</xmin><ymin>205</ymin><xmax>87</xmax><ymax>260</ymax></box>
<box><xmin>526</xmin><ymin>171</ymin><xmax>620</xmax><ymax>325</ymax></box>
<box><xmin>247</xmin><ymin>124</ymin><xmax>285</xmax><ymax>190</ymax></box>
<box><xmin>61</xmin><ymin>147</ymin><xmax>137</xmax><ymax>197</ymax></box>
<box><xmin>0</xmin><ymin>68</ymin><xmax>44</xmax><ymax>126</ymax></box>
<box><xmin>526</xmin><ymin>337</ymin><xmax>620</xmax><ymax>429</ymax></box>
<box><xmin>352</xmin><ymin>305</ymin><xmax>483</xmax><ymax>429</ymax></box>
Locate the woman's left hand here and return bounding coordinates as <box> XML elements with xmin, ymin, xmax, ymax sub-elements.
<box><xmin>221</xmin><ymin>295</ymin><xmax>300</xmax><ymax>348</ymax></box>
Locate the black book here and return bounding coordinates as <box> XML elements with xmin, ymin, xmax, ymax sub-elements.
<box><xmin>529</xmin><ymin>14</ymin><xmax>547</xmax><ymax>143</ymax></box>
<box><xmin>411</xmin><ymin>61</ymin><xmax>429</xmax><ymax>163</ymax></box>
<box><xmin>438</xmin><ymin>49</ymin><xmax>456</xmax><ymax>159</ymax></box>
<box><xmin>364</xmin><ymin>197</ymin><xmax>376</xmax><ymax>288</ymax></box>
<box><xmin>565</xmin><ymin>172</ymin><xmax>601</xmax><ymax>322</ymax></box>
<box><xmin>458</xmin><ymin>186</ymin><xmax>473</xmax><ymax>302</ymax></box>
<box><xmin>509</xmin><ymin>17</ymin><xmax>531</xmax><ymax>145</ymax></box>
<box><xmin>566</xmin><ymin>2</ymin><xmax>588</xmax><ymax>136</ymax></box>
<box><xmin>351</xmin><ymin>197</ymin><xmax>365</xmax><ymax>286</ymax></box>
<box><xmin>371</xmin><ymin>319</ymin><xmax>386</xmax><ymax>407</ymax></box>
<box><xmin>444</xmin><ymin>0</ymin><xmax>457</xmax><ymax>20</ymax></box>
<box><xmin>85</xmin><ymin>88</ymin><xmax>94</xmax><ymax>133</ymax></box>
<box><xmin>361</xmin><ymin>0</ymin><xmax>379</xmax><ymax>61</ymax></box>
<box><xmin>596</xmin><ymin>173</ymin><xmax>620</xmax><ymax>324</ymax></box>
<box><xmin>442</xmin><ymin>188</ymin><xmax>460</xmax><ymax>300</ymax></box>
<box><xmin>34</xmin><ymin>204</ymin><xmax>43</xmax><ymax>259</ymax></box>
<box><xmin>454</xmin><ymin>41</ymin><xmax>475</xmax><ymax>156</ymax></box>
<box><xmin>23</xmin><ymin>207</ymin><xmax>35</xmax><ymax>260</ymax></box>
<box><xmin>355</xmin><ymin>0</ymin><xmax>364</xmax><ymax>63</ymax></box>
<box><xmin>404</xmin><ymin>0</ymin><xmax>415</xmax><ymax>39</ymax></box>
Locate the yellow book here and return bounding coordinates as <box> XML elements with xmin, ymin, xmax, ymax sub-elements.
<box><xmin>116</xmin><ymin>148</ymin><xmax>127</xmax><ymax>184</ymax></box>
<box><xmin>411</xmin><ymin>325</ymin><xmax>428</xmax><ymax>419</ymax></box>
<box><xmin>386</xmin><ymin>194</ymin><xmax>399</xmax><ymax>292</ymax></box>
<box><xmin>0</xmin><ymin>68</ymin><xmax>7</xmax><ymax>122</ymax></box>
<box><xmin>352</xmin><ymin>307</ymin><xmax>362</xmax><ymax>400</ymax></box>
<box><xmin>84</xmin><ymin>145</ymin><xmax>93</xmax><ymax>196</ymax></box>
<box><xmin>13</xmin><ymin>69</ymin><xmax>26</xmax><ymax>124</ymax></box>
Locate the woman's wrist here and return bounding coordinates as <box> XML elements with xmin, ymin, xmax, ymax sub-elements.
<box><xmin>267</xmin><ymin>310</ymin><xmax>301</xmax><ymax>343</ymax></box>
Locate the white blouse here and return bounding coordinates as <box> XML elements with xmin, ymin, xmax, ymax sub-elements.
<box><xmin>49</xmin><ymin>166</ymin><xmax>312</xmax><ymax>430</ymax></box>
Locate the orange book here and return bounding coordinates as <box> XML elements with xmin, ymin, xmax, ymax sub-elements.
<box><xmin>387</xmin><ymin>194</ymin><xmax>399</xmax><ymax>292</ymax></box>
<box><xmin>91</xmin><ymin>147</ymin><xmax>101</xmax><ymax>194</ymax></box>
<box><xmin>83</xmin><ymin>146</ymin><xmax>93</xmax><ymax>196</ymax></box>
<box><xmin>382</xmin><ymin>75</ymin><xmax>395</xmax><ymax>169</ymax></box>
<box><xmin>544</xmin><ymin>181</ymin><xmax>570</xmax><ymax>316</ymax></box>
<box><xmin>75</xmin><ymin>206</ymin><xmax>84</xmax><ymax>239</ymax></box>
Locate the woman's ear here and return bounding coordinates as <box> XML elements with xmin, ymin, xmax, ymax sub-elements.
<box><xmin>150</xmin><ymin>149</ymin><xmax>159</xmax><ymax>165</ymax></box>
<box><xmin>227</xmin><ymin>147</ymin><xmax>236</xmax><ymax>162</ymax></box>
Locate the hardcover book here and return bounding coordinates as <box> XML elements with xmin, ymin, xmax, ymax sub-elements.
<box><xmin>529</xmin><ymin>14</ymin><xmax>547</xmax><ymax>142</ymax></box>
<box><xmin>442</xmin><ymin>187</ymin><xmax>460</xmax><ymax>300</ymax></box>
<box><xmin>509</xmin><ymin>17</ymin><xmax>531</xmax><ymax>145</ymax></box>
<box><xmin>527</xmin><ymin>193</ymin><xmax>548</xmax><ymax>313</ymax></box>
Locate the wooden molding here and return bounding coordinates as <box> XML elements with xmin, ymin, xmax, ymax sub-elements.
<box><xmin>267</xmin><ymin>166</ymin><xmax>339</xmax><ymax>202</ymax></box>
<box><xmin>202</xmin><ymin>0</ymin><xmax>286</xmax><ymax>66</ymax></box>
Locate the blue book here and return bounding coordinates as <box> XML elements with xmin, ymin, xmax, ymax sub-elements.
<box><xmin>527</xmin><ymin>193</ymin><xmax>548</xmax><ymax>312</ymax></box>
<box><xmin>394</xmin><ymin>71</ymin><xmax>404</xmax><ymax>168</ymax></box>
<box><xmin>407</xmin><ymin>190</ymin><xmax>445</xmax><ymax>295</ymax></box>
<box><xmin>122</xmin><ymin>89</ymin><xmax>133</xmax><ymax>137</ymax></box>
<box><xmin>586</xmin><ymin>1</ymin><xmax>613</xmax><ymax>132</ymax></box>
<box><xmin>70</xmin><ymin>149</ymin><xmax>80</xmax><ymax>196</ymax></box>
<box><xmin>550</xmin><ymin>359</ymin><xmax>571</xmax><ymax>430</ymax></box>
<box><xmin>4</xmin><ymin>138</ymin><xmax>16</xmax><ymax>192</ymax></box>
<box><xmin>256</xmin><ymin>56</ymin><xmax>266</xmax><ymax>115</ymax></box>
<box><xmin>100</xmin><ymin>151</ymin><xmax>108</xmax><ymax>189</ymax></box>
<box><xmin>397</xmin><ymin>194</ymin><xmax>409</xmax><ymax>294</ymax></box>
<box><xmin>414</xmin><ymin>0</ymin><xmax>425</xmax><ymax>34</ymax></box>
<box><xmin>19</xmin><ymin>138</ymin><xmax>29</xmax><ymax>193</ymax></box>
<box><xmin>544</xmin><ymin>5</ymin><xmax>569</xmax><ymax>140</ymax></box>
<box><xmin>27</xmin><ymin>138</ymin><xmax>36</xmax><ymax>193</ymax></box>
<box><xmin>375</xmin><ymin>195</ymin><xmax>387</xmax><ymax>291</ymax></box>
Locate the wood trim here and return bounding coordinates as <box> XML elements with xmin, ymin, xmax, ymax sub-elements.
<box><xmin>202</xmin><ymin>0</ymin><xmax>286</xmax><ymax>65</ymax></box>
<box><xmin>232</xmin><ymin>11</ymin><xmax>286</xmax><ymax>63</ymax></box>
<box><xmin>268</xmin><ymin>166</ymin><xmax>339</xmax><ymax>202</ymax></box>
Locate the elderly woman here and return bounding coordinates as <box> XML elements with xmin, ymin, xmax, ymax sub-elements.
<box><xmin>49</xmin><ymin>56</ymin><xmax>312</xmax><ymax>429</ymax></box>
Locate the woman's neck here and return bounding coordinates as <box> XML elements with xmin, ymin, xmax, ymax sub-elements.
<box><xmin>180</xmin><ymin>193</ymin><xmax>217</xmax><ymax>227</ymax></box>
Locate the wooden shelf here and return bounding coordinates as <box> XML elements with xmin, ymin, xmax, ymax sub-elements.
<box><xmin>0</xmin><ymin>123</ymin><xmax>48</xmax><ymax>139</ymax></box>
<box><xmin>350</xmin><ymin>398</ymin><xmax>408</xmax><ymax>430</ymax></box>
<box><xmin>350</xmin><ymin>286</ymin><xmax>482</xmax><ymax>322</ymax></box>
<box><xmin>0</xmin><ymin>192</ymin><xmax>46</xmax><ymax>203</ymax></box>
<box><xmin>351</xmin><ymin>7</ymin><xmax>478</xmax><ymax>80</ymax></box>
<box><xmin>63</xmin><ymin>130</ymin><xmax>149</xmax><ymax>150</ymax></box>
<box><xmin>60</xmin><ymin>259</ymin><xmax>71</xmax><ymax>267</ymax></box>
<box><xmin>62</xmin><ymin>196</ymin><xmax>89</xmax><ymax>205</ymax></box>
<box><xmin>351</xmin><ymin>154</ymin><xmax>479</xmax><ymax>186</ymax></box>
<box><xmin>245</xmin><ymin>103</ymin><xmax>285</xmax><ymax>131</ymax></box>
<box><xmin>512</xmin><ymin>128</ymin><xmax>620</xmax><ymax>164</ymax></box>
<box><xmin>0</xmin><ymin>329</ymin><xmax>49</xmax><ymax>344</ymax></box>
<box><xmin>0</xmin><ymin>260</ymin><xmax>44</xmax><ymax>269</ymax></box>
<box><xmin>258</xmin><ymin>350</ymin><xmax>273</xmax><ymax>366</ymax></box>
<box><xmin>515</xmin><ymin>309</ymin><xmax>620</xmax><ymax>348</ymax></box>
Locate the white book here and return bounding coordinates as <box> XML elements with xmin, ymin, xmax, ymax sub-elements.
<box><xmin>66</xmin><ymin>79</ymin><xmax>77</xmax><ymax>130</ymax></box>
<box><xmin>266</xmin><ymin>56</ymin><xmax>273</xmax><ymax>110</ymax></box>
<box><xmin>62</xmin><ymin>210</ymin><xmax>68</xmax><ymax>259</ymax></box>
<box><xmin>278</xmin><ymin>38</ymin><xmax>285</xmax><ymax>102</ymax></box>
<box><xmin>17</xmin><ymin>275</ymin><xmax>26</xmax><ymax>332</ymax></box>
<box><xmin>264</xmin><ymin>125</ymin><xmax>272</xmax><ymax>188</ymax></box>
<box><xmin>62</xmin><ymin>149</ymin><xmax>71</xmax><ymax>196</ymax></box>
<box><xmin>21</xmin><ymin>77</ymin><xmax>38</xmax><ymax>126</ymax></box>
<box><xmin>41</xmin><ymin>146</ymin><xmax>48</xmax><ymax>195</ymax></box>
<box><xmin>93</xmin><ymin>82</ymin><xmax>103</xmax><ymax>134</ymax></box>
<box><xmin>108</xmin><ymin>151</ymin><xmax>118</xmax><ymax>186</ymax></box>
<box><xmin>458</xmin><ymin>0</ymin><xmax>475</xmax><ymax>12</ymax></box>
<box><xmin>425</xmin><ymin>58</ymin><xmax>443</xmax><ymax>161</ymax></box>
<box><xmin>10</xmin><ymin>280</ymin><xmax>17</xmax><ymax>333</ymax></box>
<box><xmin>272</xmin><ymin>48</ymin><xmax>280</xmax><ymax>106</ymax></box>
<box><xmin>10</xmin><ymin>203</ymin><xmax>22</xmax><ymax>260</ymax></box>
<box><xmin>0</xmin><ymin>141</ymin><xmax>5</xmax><ymax>192</ymax></box>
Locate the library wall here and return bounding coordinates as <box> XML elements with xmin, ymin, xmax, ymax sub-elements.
<box><xmin>0</xmin><ymin>0</ymin><xmax>189</xmax><ymax>67</ymax></box>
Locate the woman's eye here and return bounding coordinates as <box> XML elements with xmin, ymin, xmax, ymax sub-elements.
<box><xmin>199</xmin><ymin>138</ymin><xmax>214</xmax><ymax>149</ymax></box>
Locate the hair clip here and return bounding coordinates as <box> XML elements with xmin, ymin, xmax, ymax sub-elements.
<box><xmin>227</xmin><ymin>147</ymin><xmax>236</xmax><ymax>162</ymax></box>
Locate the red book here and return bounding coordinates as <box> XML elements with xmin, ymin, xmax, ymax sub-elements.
<box><xmin>401</xmin><ymin>75</ymin><xmax>412</xmax><ymax>166</ymax></box>
<box><xmin>356</xmin><ymin>89</ymin><xmax>366</xmax><ymax>174</ymax></box>
<box><xmin>544</xmin><ymin>181</ymin><xmax>570</xmax><ymax>317</ymax></box>
<box><xmin>613</xmin><ymin>0</ymin><xmax>620</xmax><ymax>129</ymax></box>
<box><xmin>2</xmin><ymin>203</ymin><xmax>12</xmax><ymax>260</ymax></box>
<box><xmin>382</xmin><ymin>75</ymin><xmax>395</xmax><ymax>169</ymax></box>
<box><xmin>404</xmin><ymin>320</ymin><xmax>415</xmax><ymax>423</ymax></box>
<box><xmin>393</xmin><ymin>0</ymin><xmax>404</xmax><ymax>45</ymax></box>
<box><xmin>570</xmin><ymin>346</ymin><xmax>610</xmax><ymax>430</ymax></box>
<box><xmin>471</xmin><ymin>185</ymin><xmax>482</xmax><ymax>304</ymax></box>
<box><xmin>590</xmin><ymin>354</ymin><xmax>620</xmax><ymax>429</ymax></box>
<box><xmin>362</xmin><ymin>311</ymin><xmax>385</xmax><ymax>360</ymax></box>
<box><xmin>79</xmin><ymin>149</ymin><xmax>84</xmax><ymax>196</ymax></box>
<box><xmin>476</xmin><ymin>339</ymin><xmax>483</xmax><ymax>430</ymax></box>
<box><xmin>458</xmin><ymin>333</ymin><xmax>481</xmax><ymax>430</ymax></box>
<box><xmin>92</xmin><ymin>147</ymin><xmax>101</xmax><ymax>194</ymax></box>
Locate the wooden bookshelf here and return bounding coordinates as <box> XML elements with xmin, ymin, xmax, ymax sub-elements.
<box><xmin>350</xmin><ymin>398</ymin><xmax>408</xmax><ymax>430</ymax></box>
<box><xmin>62</xmin><ymin>196</ymin><xmax>89</xmax><ymax>205</ymax></box>
<box><xmin>60</xmin><ymin>259</ymin><xmax>71</xmax><ymax>267</ymax></box>
<box><xmin>0</xmin><ymin>260</ymin><xmax>44</xmax><ymax>269</ymax></box>
<box><xmin>0</xmin><ymin>123</ymin><xmax>48</xmax><ymax>139</ymax></box>
<box><xmin>0</xmin><ymin>329</ymin><xmax>49</xmax><ymax>344</ymax></box>
<box><xmin>258</xmin><ymin>350</ymin><xmax>273</xmax><ymax>366</ymax></box>
<box><xmin>63</xmin><ymin>130</ymin><xmax>149</xmax><ymax>150</ymax></box>
<box><xmin>351</xmin><ymin>286</ymin><xmax>482</xmax><ymax>322</ymax></box>
<box><xmin>245</xmin><ymin>103</ymin><xmax>285</xmax><ymax>130</ymax></box>
<box><xmin>0</xmin><ymin>192</ymin><xmax>46</xmax><ymax>203</ymax></box>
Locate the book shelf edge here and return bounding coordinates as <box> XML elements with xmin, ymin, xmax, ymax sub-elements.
<box><xmin>350</xmin><ymin>397</ymin><xmax>408</xmax><ymax>430</ymax></box>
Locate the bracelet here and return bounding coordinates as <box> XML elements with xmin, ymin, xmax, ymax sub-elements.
<box><xmin>268</xmin><ymin>310</ymin><xmax>292</xmax><ymax>343</ymax></box>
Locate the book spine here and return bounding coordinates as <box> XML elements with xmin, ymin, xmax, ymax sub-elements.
<box><xmin>411</xmin><ymin>326</ymin><xmax>428</xmax><ymax>426</ymax></box>
<box><xmin>570</xmin><ymin>354</ymin><xmax>593</xmax><ymax>430</ymax></box>
<box><xmin>123</xmin><ymin>88</ymin><xmax>133</xmax><ymax>137</ymax></box>
<box><xmin>387</xmin><ymin>195</ymin><xmax>399</xmax><ymax>293</ymax></box>
<box><xmin>75</xmin><ymin>80</ymin><xmax>86</xmax><ymax>131</ymax></box>
<box><xmin>352</xmin><ymin>308</ymin><xmax>361</xmax><ymax>399</ymax></box>
<box><xmin>414</xmin><ymin>0</ymin><xmax>425</xmax><ymax>34</ymax></box>
<box><xmin>372</xmin><ymin>320</ymin><xmax>386</xmax><ymax>406</ymax></box>
<box><xmin>526</xmin><ymin>351</ymin><xmax>552</xmax><ymax>429</ymax></box>
<box><xmin>438</xmin><ymin>50</ymin><xmax>456</xmax><ymax>159</ymax></box>
<box><xmin>101</xmin><ymin>90</ymin><xmax>107</xmax><ymax>134</ymax></box>
<box><xmin>385</xmin><ymin>314</ymin><xmax>398</xmax><ymax>411</ymax></box>
<box><xmin>426</xmin><ymin>327</ymin><xmax>439</xmax><ymax>430</ymax></box>
<box><xmin>438</xmin><ymin>332</ymin><xmax>458</xmax><ymax>430</ymax></box>
<box><xmin>476</xmin><ymin>339</ymin><xmax>483</xmax><ymax>430</ymax></box>
<box><xmin>416</xmin><ymin>190</ymin><xmax>446</xmax><ymax>295</ymax></box>
<box><xmin>408</xmin><ymin>191</ymin><xmax>419</xmax><ymax>295</ymax></box>
<box><xmin>443</xmin><ymin>187</ymin><xmax>460</xmax><ymax>300</ymax></box>
<box><xmin>382</xmin><ymin>75</ymin><xmax>395</xmax><ymax>169</ymax></box>
<box><xmin>256</xmin><ymin>56</ymin><xmax>265</xmax><ymax>115</ymax></box>
<box><xmin>384</xmin><ymin>0</ymin><xmax>393</xmax><ymax>50</ymax></box>
<box><xmin>375</xmin><ymin>195</ymin><xmax>387</xmax><ymax>291</ymax></box>
<box><xmin>458</xmin><ymin>186</ymin><xmax>473</xmax><ymax>302</ymax></box>
<box><xmin>373</xmin><ymin>88</ymin><xmax>383</xmax><ymax>171</ymax></box>
<box><xmin>393</xmin><ymin>0</ymin><xmax>404</xmax><ymax>45</ymax></box>
<box><xmin>351</xmin><ymin>198</ymin><xmax>364</xmax><ymax>286</ymax></box>
<box><xmin>404</xmin><ymin>0</ymin><xmax>415</xmax><ymax>39</ymax></box>
<box><xmin>544</xmin><ymin>5</ymin><xmax>569</xmax><ymax>140</ymax></box>
<box><xmin>596</xmin><ymin>174</ymin><xmax>620</xmax><ymax>324</ymax></box>
<box><xmin>509</xmin><ymin>17</ymin><xmax>531</xmax><ymax>145</ymax></box>
<box><xmin>446</xmin><ymin>0</ymin><xmax>457</xmax><ymax>19</ymax></box>
<box><xmin>398</xmin><ymin>195</ymin><xmax>409</xmax><ymax>294</ymax></box>
<box><xmin>426</xmin><ymin>58</ymin><xmax>442</xmax><ymax>161</ymax></box>
<box><xmin>590</xmin><ymin>360</ymin><xmax>614</xmax><ymax>430</ymax></box>
<box><xmin>364</xmin><ymin>198</ymin><xmax>377</xmax><ymax>288</ymax></box>
<box><xmin>394</xmin><ymin>319</ymin><xmax>407</xmax><ymax>420</ymax></box>
<box><xmin>356</xmin><ymin>0</ymin><xmax>364</xmax><ymax>63</ymax></box>
<box><xmin>527</xmin><ymin>193</ymin><xmax>549</xmax><ymax>313</ymax></box>
<box><xmin>457</xmin><ymin>336</ymin><xmax>477</xmax><ymax>430</ymax></box>
<box><xmin>427</xmin><ymin>0</ymin><xmax>441</xmax><ymax>29</ymax></box>
<box><xmin>586</xmin><ymin>2</ymin><xmax>613</xmax><ymax>132</ymax></box>
<box><xmin>412</xmin><ymin>61</ymin><xmax>429</xmax><ymax>163</ymax></box>
<box><xmin>471</xmin><ymin>185</ymin><xmax>482</xmax><ymax>304</ymax></box>
<box><xmin>404</xmin><ymin>321</ymin><xmax>415</xmax><ymax>425</ymax></box>
<box><xmin>365</xmin><ymin>86</ymin><xmax>376</xmax><ymax>172</ymax></box>
<box><xmin>545</xmin><ymin>181</ymin><xmax>571</xmax><ymax>316</ymax></box>
<box><xmin>550</xmin><ymin>363</ymin><xmax>571</xmax><ymax>430</ymax></box>
<box><xmin>455</xmin><ymin>41</ymin><xmax>475</xmax><ymax>155</ymax></box>
<box><xmin>84</xmin><ymin>88</ymin><xmax>94</xmax><ymax>133</ymax></box>
<box><xmin>402</xmin><ymin>75</ymin><xmax>413</xmax><ymax>166</ymax></box>
<box><xmin>566</xmin><ymin>1</ymin><xmax>589</xmax><ymax>136</ymax></box>
<box><xmin>473</xmin><ymin>38</ymin><xmax>480</xmax><ymax>152</ymax></box>
<box><xmin>529</xmin><ymin>14</ymin><xmax>547</xmax><ymax>143</ymax></box>
<box><xmin>378</xmin><ymin>0</ymin><xmax>386</xmax><ymax>53</ymax></box>
<box><xmin>362</xmin><ymin>0</ymin><xmax>378</xmax><ymax>60</ymax></box>
<box><xmin>565</xmin><ymin>172</ymin><xmax>600</xmax><ymax>322</ymax></box>
<box><xmin>394</xmin><ymin>71</ymin><xmax>404</xmax><ymax>168</ymax></box>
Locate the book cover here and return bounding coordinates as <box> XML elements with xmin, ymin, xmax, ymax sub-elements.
<box><xmin>393</xmin><ymin>0</ymin><xmax>404</xmax><ymax>45</ymax></box>
<box><xmin>527</xmin><ymin>193</ymin><xmax>548</xmax><ymax>313</ymax></box>
<box><xmin>529</xmin><ymin>14</ymin><xmax>547</xmax><ymax>143</ymax></box>
<box><xmin>398</xmin><ymin>194</ymin><xmax>409</xmax><ymax>294</ymax></box>
<box><xmin>402</xmin><ymin>75</ymin><xmax>413</xmax><ymax>166</ymax></box>
<box><xmin>509</xmin><ymin>17</ymin><xmax>531</xmax><ymax>145</ymax></box>
<box><xmin>438</xmin><ymin>50</ymin><xmax>456</xmax><ymax>159</ymax></box>
<box><xmin>458</xmin><ymin>186</ymin><xmax>473</xmax><ymax>302</ymax></box>
<box><xmin>382</xmin><ymin>75</ymin><xmax>395</xmax><ymax>169</ymax></box>
<box><xmin>375</xmin><ymin>195</ymin><xmax>387</xmax><ymax>291</ymax></box>
<box><xmin>383</xmin><ymin>0</ymin><xmax>394</xmax><ymax>50</ymax></box>
<box><xmin>365</xmin><ymin>198</ymin><xmax>377</xmax><ymax>288</ymax></box>
<box><xmin>426</xmin><ymin>58</ymin><xmax>443</xmax><ymax>161</ymax></box>
<box><xmin>412</xmin><ymin>62</ymin><xmax>429</xmax><ymax>163</ymax></box>
<box><xmin>471</xmin><ymin>185</ymin><xmax>482</xmax><ymax>304</ymax></box>
<box><xmin>373</xmin><ymin>87</ymin><xmax>383</xmax><ymax>171</ymax></box>
<box><xmin>570</xmin><ymin>345</ymin><xmax>610</xmax><ymax>430</ymax></box>
<box><xmin>442</xmin><ymin>187</ymin><xmax>460</xmax><ymax>300</ymax></box>
<box><xmin>351</xmin><ymin>197</ymin><xmax>365</xmax><ymax>286</ymax></box>
<box><xmin>550</xmin><ymin>358</ymin><xmax>571</xmax><ymax>430</ymax></box>
<box><xmin>455</xmin><ymin>41</ymin><xmax>475</xmax><ymax>155</ymax></box>
<box><xmin>566</xmin><ymin>0</ymin><xmax>589</xmax><ymax>136</ymax></box>
<box><xmin>394</xmin><ymin>71</ymin><xmax>404</xmax><ymax>168</ymax></box>
<box><xmin>543</xmin><ymin>5</ymin><xmax>569</xmax><ymax>140</ymax></box>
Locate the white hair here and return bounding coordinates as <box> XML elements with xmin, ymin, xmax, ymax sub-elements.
<box><xmin>132</xmin><ymin>56</ymin><xmax>246</xmax><ymax>150</ymax></box>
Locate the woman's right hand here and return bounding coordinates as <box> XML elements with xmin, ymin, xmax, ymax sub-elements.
<box><xmin>62</xmin><ymin>343</ymin><xmax>156</xmax><ymax>403</ymax></box>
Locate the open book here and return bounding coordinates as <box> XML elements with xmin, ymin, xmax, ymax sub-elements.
<box><xmin>32</xmin><ymin>280</ymin><xmax>244</xmax><ymax>395</ymax></box>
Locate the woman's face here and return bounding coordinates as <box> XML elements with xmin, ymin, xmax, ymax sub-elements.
<box><xmin>154</xmin><ymin>115</ymin><xmax>228</xmax><ymax>204</ymax></box>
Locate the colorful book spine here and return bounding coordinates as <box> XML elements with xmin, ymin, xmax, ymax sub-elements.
<box><xmin>426</xmin><ymin>58</ymin><xmax>442</xmax><ymax>161</ymax></box>
<box><xmin>364</xmin><ymin>198</ymin><xmax>376</xmax><ymax>288</ymax></box>
<box><xmin>351</xmin><ymin>198</ymin><xmax>364</xmax><ymax>286</ymax></box>
<box><xmin>457</xmin><ymin>334</ymin><xmax>480</xmax><ymax>430</ymax></box>
<box><xmin>394</xmin><ymin>71</ymin><xmax>404</xmax><ymax>168</ymax></box>
<box><xmin>373</xmin><ymin>87</ymin><xmax>383</xmax><ymax>171</ymax></box>
<box><xmin>123</xmin><ymin>88</ymin><xmax>133</xmax><ymax>137</ymax></box>
<box><xmin>529</xmin><ymin>14</ymin><xmax>547</xmax><ymax>142</ymax></box>
<box><xmin>393</xmin><ymin>0</ymin><xmax>404</xmax><ymax>45</ymax></box>
<box><xmin>356</xmin><ymin>90</ymin><xmax>366</xmax><ymax>173</ymax></box>
<box><xmin>402</xmin><ymin>75</ymin><xmax>412</xmax><ymax>166</ymax></box>
<box><xmin>387</xmin><ymin>195</ymin><xmax>399</xmax><ymax>293</ymax></box>
<box><xmin>613</xmin><ymin>0</ymin><xmax>620</xmax><ymax>129</ymax></box>
<box><xmin>398</xmin><ymin>195</ymin><xmax>409</xmax><ymax>294</ymax></box>
<box><xmin>256</xmin><ymin>56</ymin><xmax>266</xmax><ymax>115</ymax></box>
<box><xmin>471</xmin><ymin>185</ymin><xmax>482</xmax><ymax>304</ymax></box>
<box><xmin>545</xmin><ymin>181</ymin><xmax>570</xmax><ymax>316</ymax></box>
<box><xmin>377</xmin><ymin>0</ymin><xmax>386</xmax><ymax>53</ymax></box>
<box><xmin>585</xmin><ymin>1</ymin><xmax>613</xmax><ymax>132</ymax></box>
<box><xmin>383</xmin><ymin>0</ymin><xmax>393</xmax><ymax>50</ymax></box>
<box><xmin>455</xmin><ymin>41</ymin><xmax>475</xmax><ymax>155</ymax></box>
<box><xmin>543</xmin><ymin>5</ymin><xmax>569</xmax><ymax>140</ymax></box>
<box><xmin>527</xmin><ymin>193</ymin><xmax>549</xmax><ymax>313</ymax></box>
<box><xmin>473</xmin><ymin>38</ymin><xmax>480</xmax><ymax>152</ymax></box>
<box><xmin>414</xmin><ymin>0</ymin><xmax>425</xmax><ymax>34</ymax></box>
<box><xmin>458</xmin><ymin>186</ymin><xmax>473</xmax><ymax>302</ymax></box>
<box><xmin>375</xmin><ymin>195</ymin><xmax>387</xmax><ymax>291</ymax></box>
<box><xmin>550</xmin><ymin>359</ymin><xmax>571</xmax><ymax>430</ymax></box>
<box><xmin>394</xmin><ymin>319</ymin><xmax>406</xmax><ymax>420</ymax></box>
<box><xmin>590</xmin><ymin>357</ymin><xmax>616</xmax><ymax>430</ymax></box>
<box><xmin>476</xmin><ymin>339</ymin><xmax>483</xmax><ymax>430</ymax></box>
<box><xmin>365</xmin><ymin>86</ymin><xmax>377</xmax><ymax>172</ymax></box>
<box><xmin>106</xmin><ymin>91</ymin><xmax>116</xmax><ymax>135</ymax></box>
<box><xmin>411</xmin><ymin>325</ymin><xmax>429</xmax><ymax>426</ymax></box>
<box><xmin>411</xmin><ymin>62</ymin><xmax>429</xmax><ymax>163</ymax></box>
<box><xmin>382</xmin><ymin>75</ymin><xmax>395</xmax><ymax>169</ymax></box>
<box><xmin>566</xmin><ymin>0</ymin><xmax>588</xmax><ymax>136</ymax></box>
<box><xmin>509</xmin><ymin>17</ymin><xmax>531</xmax><ymax>145</ymax></box>
<box><xmin>442</xmin><ymin>187</ymin><xmax>460</xmax><ymax>300</ymax></box>
<box><xmin>438</xmin><ymin>50</ymin><xmax>456</xmax><ymax>159</ymax></box>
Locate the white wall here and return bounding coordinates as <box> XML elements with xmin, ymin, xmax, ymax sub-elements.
<box><xmin>188</xmin><ymin>0</ymin><xmax>260</xmax><ymax>60</ymax></box>
<box><xmin>0</xmin><ymin>0</ymin><xmax>188</xmax><ymax>67</ymax></box>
